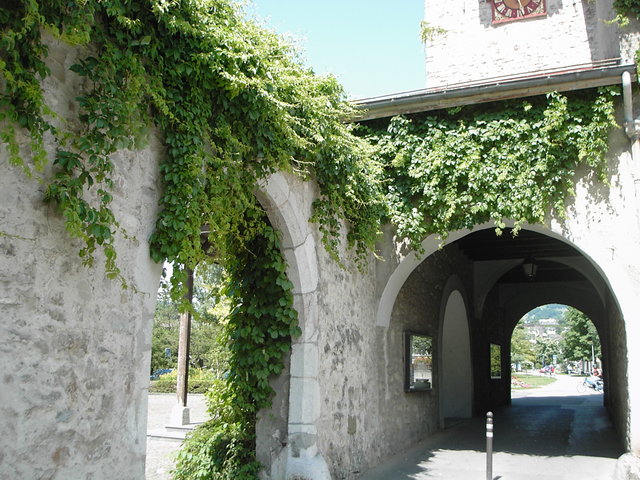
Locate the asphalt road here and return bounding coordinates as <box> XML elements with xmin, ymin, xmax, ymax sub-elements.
<box><xmin>144</xmin><ymin>376</ymin><xmax>621</xmax><ymax>480</ymax></box>
<box><xmin>358</xmin><ymin>374</ymin><xmax>622</xmax><ymax>480</ymax></box>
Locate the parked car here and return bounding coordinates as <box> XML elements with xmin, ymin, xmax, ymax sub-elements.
<box><xmin>539</xmin><ymin>365</ymin><xmax>552</xmax><ymax>374</ymax></box>
<box><xmin>150</xmin><ymin>368</ymin><xmax>173</xmax><ymax>380</ymax></box>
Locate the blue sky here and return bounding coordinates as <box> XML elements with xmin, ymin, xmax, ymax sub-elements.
<box><xmin>247</xmin><ymin>1</ymin><xmax>426</xmax><ymax>100</ymax></box>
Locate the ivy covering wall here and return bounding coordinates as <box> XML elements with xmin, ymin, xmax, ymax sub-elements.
<box><xmin>172</xmin><ymin>219</ymin><xmax>300</xmax><ymax>480</ymax></box>
<box><xmin>362</xmin><ymin>89</ymin><xmax>618</xmax><ymax>250</ymax></box>
<box><xmin>0</xmin><ymin>0</ymin><xmax>386</xmax><ymax>290</ymax></box>
<box><xmin>0</xmin><ymin>1</ymin><xmax>636</xmax><ymax>479</ymax></box>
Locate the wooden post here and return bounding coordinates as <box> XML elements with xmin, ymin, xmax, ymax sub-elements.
<box><xmin>176</xmin><ymin>268</ymin><xmax>194</xmax><ymax>408</ymax></box>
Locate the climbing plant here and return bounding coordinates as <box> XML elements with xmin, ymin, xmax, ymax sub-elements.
<box><xmin>361</xmin><ymin>89</ymin><xmax>618</xmax><ymax>250</ymax></box>
<box><xmin>0</xmin><ymin>0</ymin><xmax>386</xmax><ymax>290</ymax></box>
<box><xmin>172</xmin><ymin>217</ymin><xmax>300</xmax><ymax>480</ymax></box>
<box><xmin>614</xmin><ymin>0</ymin><xmax>640</xmax><ymax>24</ymax></box>
<box><xmin>0</xmin><ymin>0</ymin><xmax>627</xmax><ymax>478</ymax></box>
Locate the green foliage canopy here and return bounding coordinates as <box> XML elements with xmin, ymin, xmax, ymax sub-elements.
<box><xmin>361</xmin><ymin>90</ymin><xmax>618</xmax><ymax>249</ymax></box>
<box><xmin>561</xmin><ymin>307</ymin><xmax>601</xmax><ymax>362</ymax></box>
<box><xmin>534</xmin><ymin>337</ymin><xmax>562</xmax><ymax>366</ymax></box>
<box><xmin>0</xmin><ymin>0</ymin><xmax>386</xmax><ymax>290</ymax></box>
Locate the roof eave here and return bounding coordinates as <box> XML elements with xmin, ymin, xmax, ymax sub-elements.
<box><xmin>352</xmin><ymin>63</ymin><xmax>637</xmax><ymax>122</ymax></box>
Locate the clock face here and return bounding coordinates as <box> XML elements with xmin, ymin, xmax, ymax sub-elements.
<box><xmin>491</xmin><ymin>0</ymin><xmax>546</xmax><ymax>24</ymax></box>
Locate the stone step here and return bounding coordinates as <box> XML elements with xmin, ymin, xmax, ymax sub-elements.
<box><xmin>147</xmin><ymin>423</ymin><xmax>203</xmax><ymax>441</ymax></box>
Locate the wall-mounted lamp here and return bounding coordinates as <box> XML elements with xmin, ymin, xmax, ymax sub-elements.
<box><xmin>522</xmin><ymin>256</ymin><xmax>537</xmax><ymax>280</ymax></box>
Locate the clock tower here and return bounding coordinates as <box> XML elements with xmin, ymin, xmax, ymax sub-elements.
<box><xmin>490</xmin><ymin>0</ymin><xmax>546</xmax><ymax>23</ymax></box>
<box><xmin>422</xmin><ymin>0</ymin><xmax>638</xmax><ymax>90</ymax></box>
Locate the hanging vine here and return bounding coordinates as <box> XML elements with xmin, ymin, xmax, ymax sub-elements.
<box><xmin>172</xmin><ymin>216</ymin><xmax>300</xmax><ymax>480</ymax></box>
<box><xmin>0</xmin><ymin>1</ymin><xmax>629</xmax><ymax>479</ymax></box>
<box><xmin>361</xmin><ymin>89</ymin><xmax>619</xmax><ymax>250</ymax></box>
<box><xmin>0</xmin><ymin>0</ymin><xmax>386</xmax><ymax>291</ymax></box>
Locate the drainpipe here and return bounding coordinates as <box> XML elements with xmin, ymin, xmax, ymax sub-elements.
<box><xmin>622</xmin><ymin>71</ymin><xmax>640</xmax><ymax>461</ymax></box>
<box><xmin>622</xmin><ymin>71</ymin><xmax>640</xmax><ymax>219</ymax></box>
<box><xmin>623</xmin><ymin>71</ymin><xmax>640</xmax><ymax>141</ymax></box>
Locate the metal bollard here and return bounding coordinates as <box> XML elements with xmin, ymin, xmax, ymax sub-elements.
<box><xmin>486</xmin><ymin>411</ymin><xmax>493</xmax><ymax>480</ymax></box>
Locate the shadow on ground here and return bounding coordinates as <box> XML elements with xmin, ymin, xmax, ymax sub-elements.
<box><xmin>357</xmin><ymin>379</ymin><xmax>622</xmax><ymax>480</ymax></box>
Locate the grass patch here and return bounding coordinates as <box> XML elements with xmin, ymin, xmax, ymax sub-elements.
<box><xmin>511</xmin><ymin>374</ymin><xmax>558</xmax><ymax>389</ymax></box>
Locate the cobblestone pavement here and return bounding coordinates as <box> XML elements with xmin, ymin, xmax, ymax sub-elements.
<box><xmin>145</xmin><ymin>394</ymin><xmax>209</xmax><ymax>480</ymax></box>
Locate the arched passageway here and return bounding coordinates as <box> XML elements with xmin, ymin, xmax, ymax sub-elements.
<box><xmin>452</xmin><ymin>228</ymin><xmax>623</xmax><ymax>424</ymax></box>
<box><xmin>378</xmin><ymin>225</ymin><xmax>630</xmax><ymax>468</ymax></box>
<box><xmin>510</xmin><ymin>304</ymin><xmax>602</xmax><ymax>378</ymax></box>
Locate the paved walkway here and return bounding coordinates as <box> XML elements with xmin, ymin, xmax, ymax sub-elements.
<box><xmin>145</xmin><ymin>394</ymin><xmax>209</xmax><ymax>480</ymax></box>
<box><xmin>358</xmin><ymin>374</ymin><xmax>622</xmax><ymax>480</ymax></box>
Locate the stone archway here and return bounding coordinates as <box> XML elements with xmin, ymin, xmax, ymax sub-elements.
<box><xmin>375</xmin><ymin>221</ymin><xmax>638</xmax><ymax>468</ymax></box>
<box><xmin>256</xmin><ymin>172</ymin><xmax>330</xmax><ymax>480</ymax></box>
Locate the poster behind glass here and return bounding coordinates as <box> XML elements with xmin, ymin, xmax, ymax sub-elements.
<box><xmin>405</xmin><ymin>332</ymin><xmax>433</xmax><ymax>392</ymax></box>
<box><xmin>490</xmin><ymin>343</ymin><xmax>502</xmax><ymax>379</ymax></box>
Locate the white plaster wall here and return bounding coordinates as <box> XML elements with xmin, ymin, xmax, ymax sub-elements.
<box><xmin>423</xmin><ymin>0</ymin><xmax>637</xmax><ymax>89</ymax></box>
<box><xmin>440</xmin><ymin>289</ymin><xmax>473</xmax><ymax>420</ymax></box>
<box><xmin>548</xmin><ymin>113</ymin><xmax>640</xmax><ymax>457</ymax></box>
<box><xmin>0</xmin><ymin>37</ymin><xmax>163</xmax><ymax>479</ymax></box>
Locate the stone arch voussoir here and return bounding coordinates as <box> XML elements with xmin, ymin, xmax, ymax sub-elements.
<box><xmin>256</xmin><ymin>172</ymin><xmax>330</xmax><ymax>480</ymax></box>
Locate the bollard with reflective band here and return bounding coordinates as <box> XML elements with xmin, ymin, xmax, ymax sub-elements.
<box><xmin>486</xmin><ymin>411</ymin><xmax>493</xmax><ymax>480</ymax></box>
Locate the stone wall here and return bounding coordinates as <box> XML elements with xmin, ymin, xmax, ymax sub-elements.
<box><xmin>4</xmin><ymin>15</ymin><xmax>640</xmax><ymax>480</ymax></box>
<box><xmin>559</xmin><ymin>101</ymin><xmax>640</xmax><ymax>458</ymax></box>
<box><xmin>313</xmin><ymin>241</ymin><xmax>381</xmax><ymax>479</ymax></box>
<box><xmin>0</xmin><ymin>37</ymin><xmax>163</xmax><ymax>479</ymax></box>
<box><xmin>311</xmin><ymin>240</ymin><xmax>473</xmax><ymax>478</ymax></box>
<box><xmin>606</xmin><ymin>290</ymin><xmax>629</xmax><ymax>445</ymax></box>
<box><xmin>423</xmin><ymin>0</ymin><xmax>637</xmax><ymax>89</ymax></box>
<box><xmin>369</xmin><ymin>94</ymin><xmax>640</xmax><ymax>473</ymax></box>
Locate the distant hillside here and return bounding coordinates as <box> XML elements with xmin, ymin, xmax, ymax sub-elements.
<box><xmin>521</xmin><ymin>304</ymin><xmax>568</xmax><ymax>325</ymax></box>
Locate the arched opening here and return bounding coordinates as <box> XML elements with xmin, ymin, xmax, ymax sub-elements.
<box><xmin>143</xmin><ymin>172</ymin><xmax>329</xmax><ymax>480</ymax></box>
<box><xmin>511</xmin><ymin>303</ymin><xmax>567</xmax><ymax>374</ymax></box>
<box><xmin>146</xmin><ymin>261</ymin><xmax>226</xmax><ymax>479</ymax></box>
<box><xmin>510</xmin><ymin>304</ymin><xmax>603</xmax><ymax>394</ymax></box>
<box><xmin>439</xmin><ymin>288</ymin><xmax>473</xmax><ymax>425</ymax></box>
<box><xmin>375</xmin><ymin>224</ymin><xmax>632</xmax><ymax>465</ymax></box>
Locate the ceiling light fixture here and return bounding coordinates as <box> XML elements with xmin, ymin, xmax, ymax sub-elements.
<box><xmin>522</xmin><ymin>256</ymin><xmax>538</xmax><ymax>280</ymax></box>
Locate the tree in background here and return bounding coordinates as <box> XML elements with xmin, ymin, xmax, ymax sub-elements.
<box><xmin>150</xmin><ymin>262</ymin><xmax>230</xmax><ymax>376</ymax></box>
<box><xmin>534</xmin><ymin>337</ymin><xmax>562</xmax><ymax>367</ymax></box>
<box><xmin>151</xmin><ymin>289</ymin><xmax>181</xmax><ymax>373</ymax></box>
<box><xmin>561</xmin><ymin>307</ymin><xmax>601</xmax><ymax>362</ymax></box>
<box><xmin>511</xmin><ymin>324</ymin><xmax>535</xmax><ymax>369</ymax></box>
<box><xmin>190</xmin><ymin>262</ymin><xmax>231</xmax><ymax>378</ymax></box>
